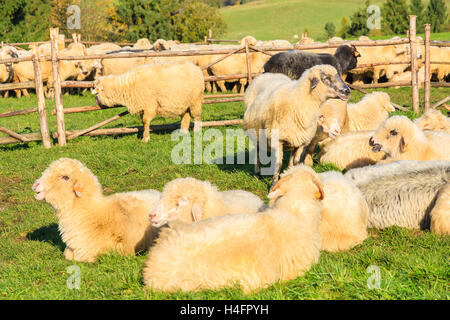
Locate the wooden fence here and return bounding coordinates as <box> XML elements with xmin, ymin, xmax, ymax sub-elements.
<box><xmin>0</xmin><ymin>15</ymin><xmax>449</xmax><ymax>148</ymax></box>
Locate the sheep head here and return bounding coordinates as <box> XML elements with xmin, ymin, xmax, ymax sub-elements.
<box><xmin>32</xmin><ymin>158</ymin><xmax>102</xmax><ymax>212</ymax></box>
<box><xmin>369</xmin><ymin>116</ymin><xmax>417</xmax><ymax>157</ymax></box>
<box><xmin>415</xmin><ymin>109</ymin><xmax>448</xmax><ymax>132</ymax></box>
<box><xmin>307</xmin><ymin>65</ymin><xmax>351</xmax><ymax>101</ymax></box>
<box><xmin>268</xmin><ymin>165</ymin><xmax>324</xmax><ymax>208</ymax></box>
<box><xmin>318</xmin><ymin>102</ymin><xmax>342</xmax><ymax>138</ymax></box>
<box><xmin>149</xmin><ymin>178</ymin><xmax>215</xmax><ymax>227</ymax></box>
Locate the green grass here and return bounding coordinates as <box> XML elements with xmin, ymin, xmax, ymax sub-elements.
<box><xmin>0</xmin><ymin>86</ymin><xmax>449</xmax><ymax>299</ymax></box>
<box><xmin>220</xmin><ymin>0</ymin><xmax>450</xmax><ymax>41</ymax></box>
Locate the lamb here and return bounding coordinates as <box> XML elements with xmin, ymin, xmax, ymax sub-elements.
<box><xmin>344</xmin><ymin>91</ymin><xmax>395</xmax><ymax>132</ymax></box>
<box><xmin>430</xmin><ymin>183</ymin><xmax>450</xmax><ymax>235</ymax></box>
<box><xmin>148</xmin><ymin>177</ymin><xmax>267</xmax><ymax>227</ymax></box>
<box><xmin>369</xmin><ymin>116</ymin><xmax>450</xmax><ymax>162</ymax></box>
<box><xmin>93</xmin><ymin>61</ymin><xmax>204</xmax><ymax>143</ymax></box>
<box><xmin>32</xmin><ymin>158</ymin><xmax>161</xmax><ymax>262</ymax></box>
<box><xmin>263</xmin><ymin>44</ymin><xmax>361</xmax><ymax>80</ymax></box>
<box><xmin>319</xmin><ymin>131</ymin><xmax>387</xmax><ymax>170</ymax></box>
<box><xmin>318</xmin><ymin>171</ymin><xmax>369</xmax><ymax>252</ymax></box>
<box><xmin>345</xmin><ymin>160</ymin><xmax>450</xmax><ymax>232</ymax></box>
<box><xmin>243</xmin><ymin>65</ymin><xmax>351</xmax><ymax>186</ymax></box>
<box><xmin>142</xmin><ymin>165</ymin><xmax>323</xmax><ymax>293</ymax></box>
<box><xmin>414</xmin><ymin>109</ymin><xmax>450</xmax><ymax>134</ymax></box>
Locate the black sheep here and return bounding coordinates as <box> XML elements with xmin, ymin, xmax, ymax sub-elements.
<box><xmin>263</xmin><ymin>45</ymin><xmax>361</xmax><ymax>80</ymax></box>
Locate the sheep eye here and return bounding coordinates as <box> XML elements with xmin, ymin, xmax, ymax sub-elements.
<box><xmin>61</xmin><ymin>175</ymin><xmax>70</xmax><ymax>181</ymax></box>
<box><xmin>390</xmin><ymin>130</ymin><xmax>398</xmax><ymax>136</ymax></box>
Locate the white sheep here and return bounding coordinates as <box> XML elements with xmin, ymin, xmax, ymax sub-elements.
<box><xmin>93</xmin><ymin>61</ymin><xmax>204</xmax><ymax>143</ymax></box>
<box><xmin>345</xmin><ymin>160</ymin><xmax>450</xmax><ymax>232</ymax></box>
<box><xmin>142</xmin><ymin>165</ymin><xmax>324</xmax><ymax>293</ymax></box>
<box><xmin>148</xmin><ymin>177</ymin><xmax>267</xmax><ymax>227</ymax></box>
<box><xmin>430</xmin><ymin>183</ymin><xmax>450</xmax><ymax>235</ymax></box>
<box><xmin>369</xmin><ymin>115</ymin><xmax>450</xmax><ymax>162</ymax></box>
<box><xmin>319</xmin><ymin>131</ymin><xmax>387</xmax><ymax>170</ymax></box>
<box><xmin>243</xmin><ymin>65</ymin><xmax>351</xmax><ymax>186</ymax></box>
<box><xmin>344</xmin><ymin>91</ymin><xmax>395</xmax><ymax>132</ymax></box>
<box><xmin>32</xmin><ymin>158</ymin><xmax>161</xmax><ymax>262</ymax></box>
<box><xmin>414</xmin><ymin>109</ymin><xmax>450</xmax><ymax>134</ymax></box>
<box><xmin>318</xmin><ymin>171</ymin><xmax>369</xmax><ymax>252</ymax></box>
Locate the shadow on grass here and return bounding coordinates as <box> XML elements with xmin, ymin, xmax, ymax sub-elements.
<box><xmin>27</xmin><ymin>223</ymin><xmax>65</xmax><ymax>252</ymax></box>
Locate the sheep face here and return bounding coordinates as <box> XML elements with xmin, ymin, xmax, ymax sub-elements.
<box><xmin>92</xmin><ymin>78</ymin><xmax>111</xmax><ymax>107</ymax></box>
<box><xmin>376</xmin><ymin>92</ymin><xmax>395</xmax><ymax>113</ymax></box>
<box><xmin>369</xmin><ymin>116</ymin><xmax>414</xmax><ymax>157</ymax></box>
<box><xmin>268</xmin><ymin>165</ymin><xmax>324</xmax><ymax>207</ymax></box>
<box><xmin>308</xmin><ymin>65</ymin><xmax>351</xmax><ymax>101</ymax></box>
<box><xmin>32</xmin><ymin>158</ymin><xmax>101</xmax><ymax>211</ymax></box>
<box><xmin>149</xmin><ymin>178</ymin><xmax>211</xmax><ymax>227</ymax></box>
<box><xmin>415</xmin><ymin>109</ymin><xmax>447</xmax><ymax>132</ymax></box>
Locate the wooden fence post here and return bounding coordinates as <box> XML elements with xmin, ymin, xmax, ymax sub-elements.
<box><xmin>208</xmin><ymin>29</ymin><xmax>212</xmax><ymax>44</ymax></box>
<box><xmin>50</xmin><ymin>28</ymin><xmax>66</xmax><ymax>146</ymax></box>
<box><xmin>409</xmin><ymin>15</ymin><xmax>420</xmax><ymax>113</ymax></box>
<box><xmin>424</xmin><ymin>24</ymin><xmax>431</xmax><ymax>112</ymax></box>
<box><xmin>245</xmin><ymin>39</ymin><xmax>252</xmax><ymax>84</ymax></box>
<box><xmin>32</xmin><ymin>45</ymin><xmax>51</xmax><ymax>149</ymax></box>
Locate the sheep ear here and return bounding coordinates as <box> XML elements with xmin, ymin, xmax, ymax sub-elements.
<box><xmin>177</xmin><ymin>198</ymin><xmax>189</xmax><ymax>207</ymax></box>
<box><xmin>310</xmin><ymin>77</ymin><xmax>319</xmax><ymax>91</ymax></box>
<box><xmin>73</xmin><ymin>183</ymin><xmax>83</xmax><ymax>198</ymax></box>
<box><xmin>399</xmin><ymin>136</ymin><xmax>407</xmax><ymax>153</ymax></box>
<box><xmin>268</xmin><ymin>175</ymin><xmax>292</xmax><ymax>199</ymax></box>
<box><xmin>312</xmin><ymin>177</ymin><xmax>325</xmax><ymax>200</ymax></box>
<box><xmin>191</xmin><ymin>202</ymin><xmax>202</xmax><ymax>222</ymax></box>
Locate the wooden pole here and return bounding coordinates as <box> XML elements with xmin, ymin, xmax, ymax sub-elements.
<box><xmin>67</xmin><ymin>111</ymin><xmax>130</xmax><ymax>140</ymax></box>
<box><xmin>346</xmin><ymin>82</ymin><xmax>410</xmax><ymax>111</ymax></box>
<box><xmin>424</xmin><ymin>24</ymin><xmax>431</xmax><ymax>112</ymax></box>
<box><xmin>32</xmin><ymin>45</ymin><xmax>51</xmax><ymax>149</ymax></box>
<box><xmin>0</xmin><ymin>126</ymin><xmax>30</xmax><ymax>142</ymax></box>
<box><xmin>201</xmin><ymin>46</ymin><xmax>244</xmax><ymax>71</ymax></box>
<box><xmin>208</xmin><ymin>29</ymin><xmax>212</xmax><ymax>43</ymax></box>
<box><xmin>431</xmin><ymin>96</ymin><xmax>450</xmax><ymax>109</ymax></box>
<box><xmin>50</xmin><ymin>28</ymin><xmax>66</xmax><ymax>146</ymax></box>
<box><xmin>0</xmin><ymin>107</ymin><xmax>38</xmax><ymax>118</ymax></box>
<box><xmin>245</xmin><ymin>39</ymin><xmax>252</xmax><ymax>83</ymax></box>
<box><xmin>409</xmin><ymin>15</ymin><xmax>420</xmax><ymax>113</ymax></box>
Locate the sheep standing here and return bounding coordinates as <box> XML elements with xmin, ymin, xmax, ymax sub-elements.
<box><xmin>318</xmin><ymin>171</ymin><xmax>368</xmax><ymax>252</ymax></box>
<box><xmin>319</xmin><ymin>131</ymin><xmax>387</xmax><ymax>170</ymax></box>
<box><xmin>369</xmin><ymin>116</ymin><xmax>450</xmax><ymax>162</ymax></box>
<box><xmin>93</xmin><ymin>61</ymin><xmax>204</xmax><ymax>143</ymax></box>
<box><xmin>32</xmin><ymin>158</ymin><xmax>161</xmax><ymax>262</ymax></box>
<box><xmin>149</xmin><ymin>177</ymin><xmax>267</xmax><ymax>227</ymax></box>
<box><xmin>263</xmin><ymin>44</ymin><xmax>361</xmax><ymax>80</ymax></box>
<box><xmin>414</xmin><ymin>109</ymin><xmax>450</xmax><ymax>134</ymax></box>
<box><xmin>143</xmin><ymin>165</ymin><xmax>324</xmax><ymax>293</ymax></box>
<box><xmin>243</xmin><ymin>65</ymin><xmax>350</xmax><ymax>186</ymax></box>
<box><xmin>345</xmin><ymin>160</ymin><xmax>450</xmax><ymax>232</ymax></box>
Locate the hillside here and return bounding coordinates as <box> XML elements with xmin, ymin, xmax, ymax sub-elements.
<box><xmin>220</xmin><ymin>0</ymin><xmax>450</xmax><ymax>41</ymax></box>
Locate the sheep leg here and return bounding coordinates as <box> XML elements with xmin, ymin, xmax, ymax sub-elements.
<box><xmin>64</xmin><ymin>247</ymin><xmax>75</xmax><ymax>261</ymax></box>
<box><xmin>190</xmin><ymin>101</ymin><xmax>203</xmax><ymax>133</ymax></box>
<box><xmin>217</xmin><ymin>80</ymin><xmax>227</xmax><ymax>93</ymax></box>
<box><xmin>3</xmin><ymin>91</ymin><xmax>8</xmax><ymax>98</ymax></box>
<box><xmin>239</xmin><ymin>79</ymin><xmax>247</xmax><ymax>94</ymax></box>
<box><xmin>231</xmin><ymin>82</ymin><xmax>238</xmax><ymax>93</ymax></box>
<box><xmin>180</xmin><ymin>112</ymin><xmax>191</xmax><ymax>134</ymax></box>
<box><xmin>140</xmin><ymin>109</ymin><xmax>155</xmax><ymax>143</ymax></box>
<box><xmin>270</xmin><ymin>142</ymin><xmax>284</xmax><ymax>189</ymax></box>
<box><xmin>254</xmin><ymin>138</ymin><xmax>261</xmax><ymax>175</ymax></box>
<box><xmin>289</xmin><ymin>147</ymin><xmax>304</xmax><ymax>167</ymax></box>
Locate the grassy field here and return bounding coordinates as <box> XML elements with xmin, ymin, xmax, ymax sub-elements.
<box><xmin>220</xmin><ymin>0</ymin><xmax>450</xmax><ymax>41</ymax></box>
<box><xmin>0</xmin><ymin>86</ymin><xmax>449</xmax><ymax>299</ymax></box>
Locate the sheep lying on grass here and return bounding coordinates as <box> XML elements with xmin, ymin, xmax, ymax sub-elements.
<box><xmin>318</xmin><ymin>171</ymin><xmax>368</xmax><ymax>252</ymax></box>
<box><xmin>149</xmin><ymin>177</ymin><xmax>267</xmax><ymax>227</ymax></box>
<box><xmin>32</xmin><ymin>158</ymin><xmax>160</xmax><ymax>262</ymax></box>
<box><xmin>369</xmin><ymin>116</ymin><xmax>450</xmax><ymax>162</ymax></box>
<box><xmin>319</xmin><ymin>131</ymin><xmax>387</xmax><ymax>170</ymax></box>
<box><xmin>344</xmin><ymin>92</ymin><xmax>395</xmax><ymax>132</ymax></box>
<box><xmin>345</xmin><ymin>160</ymin><xmax>450</xmax><ymax>232</ymax></box>
<box><xmin>93</xmin><ymin>61</ymin><xmax>204</xmax><ymax>143</ymax></box>
<box><xmin>243</xmin><ymin>65</ymin><xmax>350</xmax><ymax>187</ymax></box>
<box><xmin>414</xmin><ymin>109</ymin><xmax>450</xmax><ymax>134</ymax></box>
<box><xmin>143</xmin><ymin>165</ymin><xmax>323</xmax><ymax>293</ymax></box>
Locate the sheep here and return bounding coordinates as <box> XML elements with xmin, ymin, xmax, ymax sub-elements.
<box><xmin>32</xmin><ymin>158</ymin><xmax>161</xmax><ymax>262</ymax></box>
<box><xmin>0</xmin><ymin>46</ymin><xmax>23</xmax><ymax>98</ymax></box>
<box><xmin>240</xmin><ymin>36</ymin><xmax>257</xmax><ymax>46</ymax></box>
<box><xmin>345</xmin><ymin>160</ymin><xmax>450</xmax><ymax>231</ymax></box>
<box><xmin>133</xmin><ymin>38</ymin><xmax>152</xmax><ymax>50</ymax></box>
<box><xmin>77</xmin><ymin>43</ymin><xmax>122</xmax><ymax>80</ymax></box>
<box><xmin>263</xmin><ymin>44</ymin><xmax>361</xmax><ymax>80</ymax></box>
<box><xmin>369</xmin><ymin>116</ymin><xmax>450</xmax><ymax>162</ymax></box>
<box><xmin>430</xmin><ymin>183</ymin><xmax>450</xmax><ymax>235</ymax></box>
<box><xmin>142</xmin><ymin>165</ymin><xmax>324</xmax><ymax>293</ymax></box>
<box><xmin>414</xmin><ymin>109</ymin><xmax>450</xmax><ymax>134</ymax></box>
<box><xmin>148</xmin><ymin>177</ymin><xmax>267</xmax><ymax>227</ymax></box>
<box><xmin>390</xmin><ymin>66</ymin><xmax>425</xmax><ymax>87</ymax></box>
<box><xmin>430</xmin><ymin>47</ymin><xmax>450</xmax><ymax>82</ymax></box>
<box><xmin>243</xmin><ymin>65</ymin><xmax>351</xmax><ymax>187</ymax></box>
<box><xmin>93</xmin><ymin>61</ymin><xmax>204</xmax><ymax>143</ymax></box>
<box><xmin>344</xmin><ymin>91</ymin><xmax>395</xmax><ymax>132</ymax></box>
<box><xmin>318</xmin><ymin>171</ymin><xmax>369</xmax><ymax>252</ymax></box>
<box><xmin>319</xmin><ymin>131</ymin><xmax>387</xmax><ymax>170</ymax></box>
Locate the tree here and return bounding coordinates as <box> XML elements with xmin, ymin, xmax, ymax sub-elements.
<box><xmin>345</xmin><ymin>0</ymin><xmax>371</xmax><ymax>37</ymax></box>
<box><xmin>424</xmin><ymin>0</ymin><xmax>448</xmax><ymax>32</ymax></box>
<box><xmin>338</xmin><ymin>16</ymin><xmax>351</xmax><ymax>38</ymax></box>
<box><xmin>382</xmin><ymin>0</ymin><xmax>409</xmax><ymax>35</ymax></box>
<box><xmin>409</xmin><ymin>0</ymin><xmax>425</xmax><ymax>26</ymax></box>
<box><xmin>324</xmin><ymin>22</ymin><xmax>336</xmax><ymax>38</ymax></box>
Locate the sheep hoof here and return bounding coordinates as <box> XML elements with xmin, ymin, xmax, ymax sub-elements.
<box><xmin>304</xmin><ymin>155</ymin><xmax>314</xmax><ymax>167</ymax></box>
<box><xmin>142</xmin><ymin>137</ymin><xmax>150</xmax><ymax>143</ymax></box>
<box><xmin>64</xmin><ymin>248</ymin><xmax>74</xmax><ymax>261</ymax></box>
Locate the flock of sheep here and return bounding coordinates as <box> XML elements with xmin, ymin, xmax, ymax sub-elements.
<box><xmin>16</xmin><ymin>32</ymin><xmax>449</xmax><ymax>294</ymax></box>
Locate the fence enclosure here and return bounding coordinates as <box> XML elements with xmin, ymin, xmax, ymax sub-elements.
<box><xmin>0</xmin><ymin>16</ymin><xmax>449</xmax><ymax>148</ymax></box>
